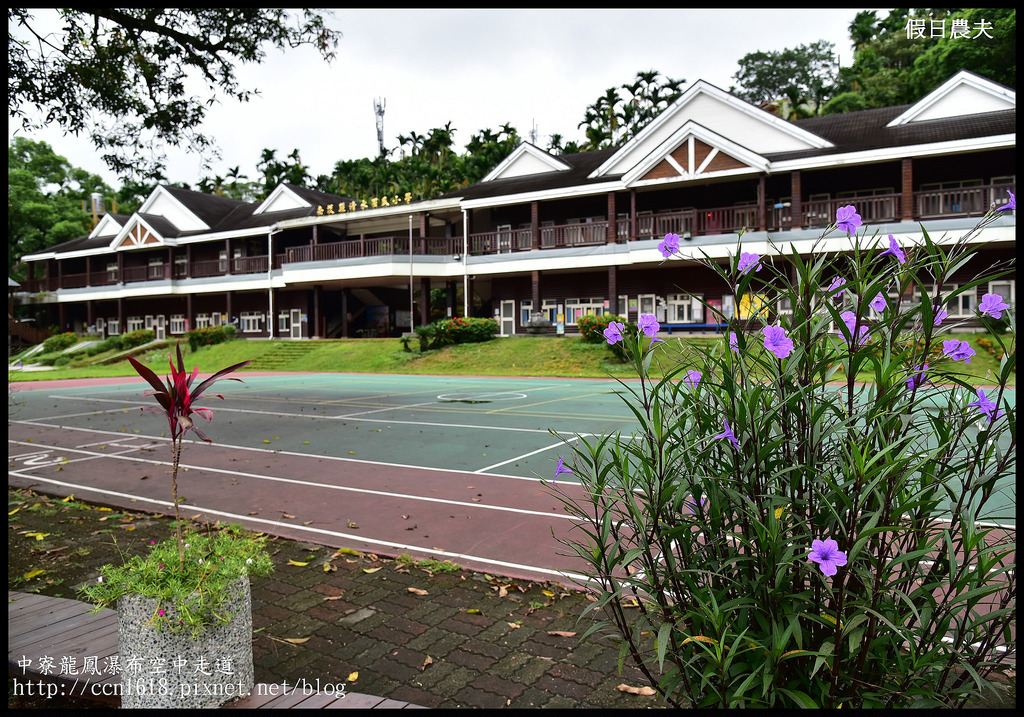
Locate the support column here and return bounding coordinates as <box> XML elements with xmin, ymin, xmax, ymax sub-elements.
<box><xmin>117</xmin><ymin>297</ymin><xmax>124</xmax><ymax>333</ymax></box>
<box><xmin>447</xmin><ymin>281</ymin><xmax>457</xmax><ymax>318</ymax></box>
<box><xmin>313</xmin><ymin>285</ymin><xmax>322</xmax><ymax>339</ymax></box>
<box><xmin>85</xmin><ymin>256</ymin><xmax>92</xmax><ymax>287</ymax></box>
<box><xmin>630</xmin><ymin>190</ymin><xmax>637</xmax><ymax>240</ymax></box>
<box><xmin>531</xmin><ymin>201</ymin><xmax>540</xmax><ymax>250</ymax></box>
<box><xmin>87</xmin><ymin>301</ymin><xmax>94</xmax><ymax>331</ymax></box>
<box><xmin>225</xmin><ymin>292</ymin><xmax>232</xmax><ymax>327</ymax></box>
<box><xmin>606</xmin><ymin>192</ymin><xmax>617</xmax><ymax>244</ymax></box>
<box><xmin>758</xmin><ymin>175</ymin><xmax>767</xmax><ymax>232</ymax></box>
<box><xmin>901</xmin><ymin>158</ymin><xmax>914</xmax><ymax>221</ymax></box>
<box><xmin>420</xmin><ymin>277</ymin><xmax>430</xmax><ymax>326</ymax></box>
<box><xmin>790</xmin><ymin>171</ymin><xmax>802</xmax><ymax>230</ymax></box>
<box><xmin>224</xmin><ymin>239</ymin><xmax>232</xmax><ymax>275</ymax></box>
<box><xmin>419</xmin><ymin>212</ymin><xmax>428</xmax><ymax>254</ymax></box>
<box><xmin>341</xmin><ymin>289</ymin><xmax>349</xmax><ymax>338</ymax></box>
<box><xmin>58</xmin><ymin>302</ymin><xmax>66</xmax><ymax>332</ymax></box>
<box><xmin>532</xmin><ymin>271</ymin><xmax>541</xmax><ymax>317</ymax></box>
<box><xmin>608</xmin><ymin>266</ymin><xmax>618</xmax><ymax>315</ymax></box>
<box><xmin>186</xmin><ymin>294</ymin><xmax>193</xmax><ymax>332</ymax></box>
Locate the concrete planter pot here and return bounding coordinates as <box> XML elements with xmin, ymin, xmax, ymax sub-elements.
<box><xmin>116</xmin><ymin>576</ymin><xmax>253</xmax><ymax>709</ymax></box>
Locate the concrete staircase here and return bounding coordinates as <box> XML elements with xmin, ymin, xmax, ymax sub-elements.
<box><xmin>244</xmin><ymin>341</ymin><xmax>320</xmax><ymax>371</ymax></box>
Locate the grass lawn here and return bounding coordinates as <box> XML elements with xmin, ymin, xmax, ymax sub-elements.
<box><xmin>8</xmin><ymin>332</ymin><xmax>1014</xmax><ymax>386</ymax></box>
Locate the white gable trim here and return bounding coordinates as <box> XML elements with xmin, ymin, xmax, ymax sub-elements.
<box><xmin>109</xmin><ymin>215</ymin><xmax>171</xmax><ymax>251</ymax></box>
<box><xmin>592</xmin><ymin>80</ymin><xmax>833</xmax><ymax>179</ymax></box>
<box><xmin>252</xmin><ymin>184</ymin><xmax>312</xmax><ymax>215</ymax></box>
<box><xmin>482</xmin><ymin>143</ymin><xmax>571</xmax><ymax>182</ymax></box>
<box><xmin>621</xmin><ymin>121</ymin><xmax>769</xmax><ymax>186</ymax></box>
<box><xmin>89</xmin><ymin>213</ymin><xmax>124</xmax><ymax>239</ymax></box>
<box><xmin>887</xmin><ymin>70</ymin><xmax>1015</xmax><ymax>127</ymax></box>
<box><xmin>137</xmin><ymin>185</ymin><xmax>210</xmax><ymax>232</ymax></box>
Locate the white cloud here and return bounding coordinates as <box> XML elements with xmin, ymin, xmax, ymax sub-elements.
<box><xmin>9</xmin><ymin>9</ymin><xmax>860</xmax><ymax>188</ymax></box>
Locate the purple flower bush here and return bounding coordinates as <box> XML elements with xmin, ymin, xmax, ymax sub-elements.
<box><xmin>546</xmin><ymin>200</ymin><xmax>1015</xmax><ymax>709</ymax></box>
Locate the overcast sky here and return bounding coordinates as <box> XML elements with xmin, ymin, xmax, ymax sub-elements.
<box><xmin>10</xmin><ymin>9</ymin><xmax>866</xmax><ymax>189</ymax></box>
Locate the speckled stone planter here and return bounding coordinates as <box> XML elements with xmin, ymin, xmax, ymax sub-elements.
<box><xmin>116</xmin><ymin>576</ymin><xmax>253</xmax><ymax>709</ymax></box>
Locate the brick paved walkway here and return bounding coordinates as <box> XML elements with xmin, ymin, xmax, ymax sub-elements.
<box><xmin>249</xmin><ymin>542</ymin><xmax>665</xmax><ymax>709</ymax></box>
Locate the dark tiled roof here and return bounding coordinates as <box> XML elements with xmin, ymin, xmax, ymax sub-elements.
<box><xmin>137</xmin><ymin>213</ymin><xmax>181</xmax><ymax>238</ymax></box>
<box><xmin>446</xmin><ymin>147</ymin><xmax>620</xmax><ymax>201</ymax></box>
<box><xmin>161</xmin><ymin>185</ymin><xmax>254</xmax><ymax>228</ymax></box>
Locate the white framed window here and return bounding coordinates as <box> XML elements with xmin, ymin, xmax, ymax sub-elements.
<box><xmin>147</xmin><ymin>258</ymin><xmax>164</xmax><ymax>279</ymax></box>
<box><xmin>541</xmin><ymin>299</ymin><xmax>558</xmax><ymax>324</ymax></box>
<box><xmin>667</xmin><ymin>294</ymin><xmax>704</xmax><ymax>323</ymax></box>
<box><xmin>565</xmin><ymin>298</ymin><xmax>605</xmax><ymax>326</ymax></box>
<box><xmin>520</xmin><ymin>300</ymin><xmax>533</xmax><ymax>325</ymax></box>
<box><xmin>144</xmin><ymin>315</ymin><xmax>154</xmax><ymax>330</ymax></box>
<box><xmin>240</xmin><ymin>311</ymin><xmax>263</xmax><ymax>333</ymax></box>
<box><xmin>107</xmin><ymin>318</ymin><xmax>120</xmax><ymax>336</ymax></box>
<box><xmin>211</xmin><ymin>313</ymin><xmax>222</xmax><ymax>327</ymax></box>
<box><xmin>126</xmin><ymin>316</ymin><xmax>145</xmax><ymax>332</ymax></box>
<box><xmin>170</xmin><ymin>315</ymin><xmax>186</xmax><ymax>334</ymax></box>
<box><xmin>987</xmin><ymin>280</ymin><xmax>1014</xmax><ymax>308</ymax></box>
<box><xmin>107</xmin><ymin>263</ymin><xmax>118</xmax><ymax>282</ymax></box>
<box><xmin>936</xmin><ymin>284</ymin><xmax>976</xmax><ymax>318</ymax></box>
<box><xmin>278</xmin><ymin>312</ymin><xmax>291</xmax><ymax>333</ymax></box>
<box><xmin>195</xmin><ymin>314</ymin><xmax>211</xmax><ymax>329</ymax></box>
<box><xmin>775</xmin><ymin>296</ymin><xmax>793</xmax><ymax>318</ymax></box>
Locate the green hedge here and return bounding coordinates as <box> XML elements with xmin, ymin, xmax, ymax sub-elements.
<box><xmin>41</xmin><ymin>331</ymin><xmax>78</xmax><ymax>353</ymax></box>
<box><xmin>415</xmin><ymin>316</ymin><xmax>498</xmax><ymax>350</ymax></box>
<box><xmin>185</xmin><ymin>324</ymin><xmax>236</xmax><ymax>352</ymax></box>
<box><xmin>119</xmin><ymin>329</ymin><xmax>156</xmax><ymax>350</ymax></box>
<box><xmin>576</xmin><ymin>314</ymin><xmax>626</xmax><ymax>344</ymax></box>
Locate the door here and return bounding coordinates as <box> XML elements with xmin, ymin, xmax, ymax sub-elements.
<box><xmin>497</xmin><ymin>224</ymin><xmax>512</xmax><ymax>253</ymax></box>
<box><xmin>290</xmin><ymin>309</ymin><xmax>302</xmax><ymax>339</ymax></box>
<box><xmin>155</xmin><ymin>315</ymin><xmax>166</xmax><ymax>340</ymax></box>
<box><xmin>96</xmin><ymin>318</ymin><xmax>105</xmax><ymax>339</ymax></box>
<box><xmin>500</xmin><ymin>300</ymin><xmax>515</xmax><ymax>336</ymax></box>
<box><xmin>638</xmin><ymin>294</ymin><xmax>656</xmax><ymax>318</ymax></box>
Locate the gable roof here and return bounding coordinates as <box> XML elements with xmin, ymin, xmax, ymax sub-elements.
<box><xmin>887</xmin><ymin>69</ymin><xmax>1015</xmax><ymax>127</ymax></box>
<box><xmin>481</xmin><ymin>143</ymin><xmax>571</xmax><ymax>182</ymax></box>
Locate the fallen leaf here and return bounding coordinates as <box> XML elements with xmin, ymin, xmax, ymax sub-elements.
<box><xmin>466</xmin><ymin>609</ymin><xmax>481</xmax><ymax>614</ymax></box>
<box><xmin>421</xmin><ymin>656</ymin><xmax>433</xmax><ymax>670</ymax></box>
<box><xmin>284</xmin><ymin>637</ymin><xmax>311</xmax><ymax>644</ymax></box>
<box><xmin>323</xmin><ymin>563</ymin><xmax>336</xmax><ymax>573</ymax></box>
<box><xmin>288</xmin><ymin>560</ymin><xmax>309</xmax><ymax>567</ymax></box>
<box><xmin>8</xmin><ymin>508</ymin><xmax>18</xmax><ymax>516</ymax></box>
<box><xmin>548</xmin><ymin>631</ymin><xmax>577</xmax><ymax>637</ymax></box>
<box><xmin>507</xmin><ymin>622</ymin><xmax>521</xmax><ymax>629</ymax></box>
<box><xmin>617</xmin><ymin>684</ymin><xmax>656</xmax><ymax>696</ymax></box>
<box><xmin>322</xmin><ymin>595</ymin><xmax>346</xmax><ymax>601</ymax></box>
<box><xmin>24</xmin><ymin>569</ymin><xmax>46</xmax><ymax>580</ymax></box>
<box><xmin>248</xmin><ymin>511</ymin><xmax>259</xmax><ymax>516</ymax></box>
<box><xmin>363</xmin><ymin>567</ymin><xmax>382</xmax><ymax>574</ymax></box>
<box><xmin>62</xmin><ymin>495</ymin><xmax>74</xmax><ymax>502</ymax></box>
<box><xmin>347</xmin><ymin>672</ymin><xmax>358</xmax><ymax>682</ymax></box>
<box><xmin>282</xmin><ymin>513</ymin><xmax>296</xmax><ymax>519</ymax></box>
<box><xmin>303</xmin><ymin>521</ymin><xmax>313</xmax><ymax>526</ymax></box>
<box><xmin>408</xmin><ymin>588</ymin><xmax>428</xmax><ymax>596</ymax></box>
<box><xmin>348</xmin><ymin>522</ymin><xmax>359</xmax><ymax>529</ymax></box>
<box><xmin>542</xmin><ymin>590</ymin><xmax>555</xmax><ymax>597</ymax></box>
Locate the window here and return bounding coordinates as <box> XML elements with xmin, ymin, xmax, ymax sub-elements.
<box><xmin>211</xmin><ymin>313</ymin><xmax>222</xmax><ymax>327</ymax></box>
<box><xmin>170</xmin><ymin>315</ymin><xmax>186</xmax><ymax>334</ymax></box>
<box><xmin>565</xmin><ymin>298</ymin><xmax>605</xmax><ymax>326</ymax></box>
<box><xmin>987</xmin><ymin>280</ymin><xmax>1014</xmax><ymax>307</ymax></box>
<box><xmin>195</xmin><ymin>314</ymin><xmax>211</xmax><ymax>329</ymax></box>
<box><xmin>936</xmin><ymin>284</ymin><xmax>976</xmax><ymax>318</ymax></box>
<box><xmin>278</xmin><ymin>313</ymin><xmax>291</xmax><ymax>333</ymax></box>
<box><xmin>519</xmin><ymin>300</ymin><xmax>533</xmax><ymax>325</ymax></box>
<box><xmin>107</xmin><ymin>263</ymin><xmax>118</xmax><ymax>282</ymax></box>
<box><xmin>126</xmin><ymin>316</ymin><xmax>144</xmax><ymax>332</ymax></box>
<box><xmin>667</xmin><ymin>294</ymin><xmax>704</xmax><ymax>323</ymax></box>
<box><xmin>776</xmin><ymin>296</ymin><xmax>793</xmax><ymax>318</ymax></box>
<box><xmin>174</xmin><ymin>255</ymin><xmax>188</xmax><ymax>278</ymax></box>
<box><xmin>240</xmin><ymin>312</ymin><xmax>263</xmax><ymax>333</ymax></box>
<box><xmin>144</xmin><ymin>315</ymin><xmax>154</xmax><ymax>330</ymax></box>
<box><xmin>107</xmin><ymin>319</ymin><xmax>120</xmax><ymax>336</ymax></box>
<box><xmin>541</xmin><ymin>299</ymin><xmax>558</xmax><ymax>324</ymax></box>
<box><xmin>147</xmin><ymin>258</ymin><xmax>164</xmax><ymax>279</ymax></box>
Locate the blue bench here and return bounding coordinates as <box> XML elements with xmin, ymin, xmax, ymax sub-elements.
<box><xmin>663</xmin><ymin>323</ymin><xmax>727</xmax><ymax>334</ymax></box>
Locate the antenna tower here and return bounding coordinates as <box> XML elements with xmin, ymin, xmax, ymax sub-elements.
<box><xmin>374</xmin><ymin>98</ymin><xmax>386</xmax><ymax>159</ymax></box>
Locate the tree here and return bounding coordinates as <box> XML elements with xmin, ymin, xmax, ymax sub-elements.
<box><xmin>8</xmin><ymin>8</ymin><xmax>341</xmax><ymax>180</ymax></box>
<box><xmin>731</xmin><ymin>41</ymin><xmax>839</xmax><ymax>119</ymax></box>
<box><xmin>256</xmin><ymin>148</ymin><xmax>313</xmax><ymax>199</ymax></box>
<box><xmin>576</xmin><ymin>70</ymin><xmax>685</xmax><ymax>150</ymax></box>
<box><xmin>8</xmin><ymin>137</ymin><xmax>113</xmax><ymax>278</ymax></box>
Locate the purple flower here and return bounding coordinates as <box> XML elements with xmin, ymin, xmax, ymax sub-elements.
<box><xmin>762</xmin><ymin>325</ymin><xmax>794</xmax><ymax>359</ymax></box>
<box><xmin>870</xmin><ymin>293</ymin><xmax>887</xmax><ymax>313</ymax></box>
<box><xmin>932</xmin><ymin>305</ymin><xmax>948</xmax><ymax>327</ymax></box>
<box><xmin>658</xmin><ymin>233</ymin><xmax>680</xmax><ymax>258</ymax></box>
<box><xmin>638</xmin><ymin>314</ymin><xmax>660</xmax><ymax>338</ymax></box>
<box><xmin>942</xmin><ymin>339</ymin><xmax>975</xmax><ymax>364</ymax></box>
<box><xmin>603</xmin><ymin>321</ymin><xmax>625</xmax><ymax>345</ymax></box>
<box><xmin>835</xmin><ymin>205</ymin><xmax>862</xmax><ymax>235</ymax></box>
<box><xmin>683</xmin><ymin>370</ymin><xmax>702</xmax><ymax>388</ymax></box>
<box><xmin>685</xmin><ymin>495</ymin><xmax>706</xmax><ymax>512</ymax></box>
<box><xmin>554</xmin><ymin>456</ymin><xmax>573</xmax><ymax>479</ymax></box>
<box><xmin>978</xmin><ymin>293</ymin><xmax>1010</xmax><ymax>319</ymax></box>
<box><xmin>808</xmin><ymin>538</ymin><xmax>848</xmax><ymax>577</ymax></box>
<box><xmin>826</xmin><ymin>277</ymin><xmax>847</xmax><ymax>296</ymax></box>
<box><xmin>737</xmin><ymin>252</ymin><xmax>761</xmax><ymax>274</ymax></box>
<box><xmin>839</xmin><ymin>311</ymin><xmax>870</xmax><ymax>346</ymax></box>
<box><xmin>713</xmin><ymin>419</ymin><xmax>740</xmax><ymax>450</ymax></box>
<box><xmin>158</xmin><ymin>609</ymin><xmax>165</xmax><ymax>617</ymax></box>
<box><xmin>729</xmin><ymin>332</ymin><xmax>739</xmax><ymax>354</ymax></box>
<box><xmin>996</xmin><ymin>189</ymin><xmax>1015</xmax><ymax>212</ymax></box>
<box><xmin>878</xmin><ymin>234</ymin><xmax>906</xmax><ymax>264</ymax></box>
<box><xmin>966</xmin><ymin>388</ymin><xmax>1005</xmax><ymax>422</ymax></box>
<box><xmin>907</xmin><ymin>364</ymin><xmax>929</xmax><ymax>391</ymax></box>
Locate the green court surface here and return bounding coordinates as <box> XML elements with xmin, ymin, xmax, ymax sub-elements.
<box><xmin>9</xmin><ymin>373</ymin><xmax>1014</xmax><ymax>527</ymax></box>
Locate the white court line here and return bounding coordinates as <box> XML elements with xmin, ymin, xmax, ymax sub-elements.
<box><xmin>336</xmin><ymin>401</ymin><xmax>436</xmax><ymax>418</ymax></box>
<box><xmin>45</xmin><ymin>395</ymin><xmax>558</xmax><ymax>434</ymax></box>
<box><xmin>475</xmin><ymin>438</ymin><xmax>587</xmax><ymax>474</ymax></box>
<box><xmin>7</xmin><ymin>470</ymin><xmax>590</xmax><ymax>585</ymax></box>
<box><xmin>10</xmin><ymin>420</ymin><xmax>558</xmax><ymax>485</ymax></box>
<box><xmin>23</xmin><ymin>406</ymin><xmax>136</xmax><ymax>422</ymax></box>
<box><xmin>9</xmin><ymin>438</ymin><xmax>580</xmax><ymax>521</ymax></box>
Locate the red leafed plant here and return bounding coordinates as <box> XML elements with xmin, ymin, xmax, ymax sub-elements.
<box><xmin>127</xmin><ymin>343</ymin><xmax>250</xmax><ymax>568</ymax></box>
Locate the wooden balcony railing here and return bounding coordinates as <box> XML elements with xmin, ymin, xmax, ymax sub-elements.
<box><xmin>284</xmin><ymin>236</ymin><xmax>462</xmax><ymax>263</ymax></box>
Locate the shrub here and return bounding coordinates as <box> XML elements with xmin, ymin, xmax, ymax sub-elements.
<box><xmin>41</xmin><ymin>331</ymin><xmax>78</xmax><ymax>353</ymax></box>
<box><xmin>577</xmin><ymin>314</ymin><xmax>626</xmax><ymax>343</ymax></box>
<box><xmin>548</xmin><ymin>205</ymin><xmax>1016</xmax><ymax>709</ymax></box>
<box><xmin>119</xmin><ymin>329</ymin><xmax>156</xmax><ymax>350</ymax></box>
<box><xmin>185</xmin><ymin>324</ymin><xmax>236</xmax><ymax>352</ymax></box>
<box><xmin>53</xmin><ymin>355</ymin><xmax>72</xmax><ymax>367</ymax></box>
<box><xmin>415</xmin><ymin>316</ymin><xmax>498</xmax><ymax>350</ymax></box>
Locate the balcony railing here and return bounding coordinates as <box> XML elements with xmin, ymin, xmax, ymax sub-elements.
<box><xmin>284</xmin><ymin>236</ymin><xmax>462</xmax><ymax>263</ymax></box>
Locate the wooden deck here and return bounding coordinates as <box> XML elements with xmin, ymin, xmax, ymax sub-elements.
<box><xmin>8</xmin><ymin>591</ymin><xmax>422</xmax><ymax>709</ymax></box>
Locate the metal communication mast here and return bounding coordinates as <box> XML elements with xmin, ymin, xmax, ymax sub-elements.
<box><xmin>374</xmin><ymin>97</ymin><xmax>386</xmax><ymax>159</ymax></box>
